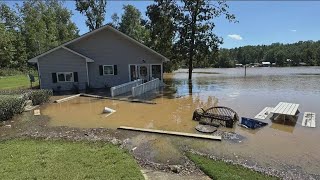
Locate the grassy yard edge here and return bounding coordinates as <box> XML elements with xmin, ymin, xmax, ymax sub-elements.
<box><xmin>186</xmin><ymin>152</ymin><xmax>279</xmax><ymax>180</ymax></box>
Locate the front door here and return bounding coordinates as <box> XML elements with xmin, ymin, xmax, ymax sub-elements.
<box><xmin>138</xmin><ymin>65</ymin><xmax>149</xmax><ymax>82</ymax></box>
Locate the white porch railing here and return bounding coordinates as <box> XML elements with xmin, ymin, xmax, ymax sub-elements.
<box><xmin>111</xmin><ymin>79</ymin><xmax>143</xmax><ymax>97</ymax></box>
<box><xmin>132</xmin><ymin>78</ymin><xmax>160</xmax><ymax>97</ymax></box>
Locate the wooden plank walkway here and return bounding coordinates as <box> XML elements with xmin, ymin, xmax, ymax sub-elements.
<box><xmin>271</xmin><ymin>102</ymin><xmax>299</xmax><ymax>116</ymax></box>
<box><xmin>302</xmin><ymin>112</ymin><xmax>316</xmax><ymax>128</ymax></box>
<box><xmin>254</xmin><ymin>107</ymin><xmax>274</xmax><ymax>120</ymax></box>
<box><xmin>54</xmin><ymin>94</ymin><xmax>81</xmax><ymax>103</ymax></box>
<box><xmin>118</xmin><ymin>126</ymin><xmax>222</xmax><ymax>141</ymax></box>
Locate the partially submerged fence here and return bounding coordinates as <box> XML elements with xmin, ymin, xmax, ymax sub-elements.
<box><xmin>132</xmin><ymin>78</ymin><xmax>160</xmax><ymax>97</ymax></box>
<box><xmin>111</xmin><ymin>79</ymin><xmax>143</xmax><ymax>97</ymax></box>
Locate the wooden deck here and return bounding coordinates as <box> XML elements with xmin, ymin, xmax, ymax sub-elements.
<box><xmin>302</xmin><ymin>112</ymin><xmax>316</xmax><ymax>128</ymax></box>
<box><xmin>118</xmin><ymin>126</ymin><xmax>222</xmax><ymax>141</ymax></box>
<box><xmin>270</xmin><ymin>102</ymin><xmax>299</xmax><ymax>116</ymax></box>
<box><xmin>254</xmin><ymin>107</ymin><xmax>274</xmax><ymax>120</ymax></box>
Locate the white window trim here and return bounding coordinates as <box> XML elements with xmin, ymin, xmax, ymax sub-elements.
<box><xmin>103</xmin><ymin>65</ymin><xmax>114</xmax><ymax>75</ymax></box>
<box><xmin>57</xmin><ymin>72</ymin><xmax>74</xmax><ymax>83</ymax></box>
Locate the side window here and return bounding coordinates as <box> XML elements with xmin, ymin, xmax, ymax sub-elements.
<box><xmin>101</xmin><ymin>65</ymin><xmax>118</xmax><ymax>75</ymax></box>
<box><xmin>103</xmin><ymin>65</ymin><xmax>114</xmax><ymax>75</ymax></box>
<box><xmin>56</xmin><ymin>72</ymin><xmax>74</xmax><ymax>82</ymax></box>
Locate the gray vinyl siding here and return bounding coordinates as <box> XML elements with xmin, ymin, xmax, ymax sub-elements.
<box><xmin>66</xmin><ymin>28</ymin><xmax>163</xmax><ymax>88</ymax></box>
<box><xmin>38</xmin><ymin>48</ymin><xmax>88</xmax><ymax>90</ymax></box>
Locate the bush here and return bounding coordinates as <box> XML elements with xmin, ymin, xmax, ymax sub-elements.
<box><xmin>0</xmin><ymin>89</ymin><xmax>52</xmax><ymax>121</ymax></box>
<box><xmin>0</xmin><ymin>89</ymin><xmax>53</xmax><ymax>105</ymax></box>
<box><xmin>28</xmin><ymin>90</ymin><xmax>52</xmax><ymax>105</ymax></box>
<box><xmin>0</xmin><ymin>95</ymin><xmax>27</xmax><ymax>121</ymax></box>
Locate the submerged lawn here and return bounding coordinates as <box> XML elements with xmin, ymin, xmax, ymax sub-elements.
<box><xmin>0</xmin><ymin>140</ymin><xmax>144</xmax><ymax>180</ymax></box>
<box><xmin>0</xmin><ymin>75</ymin><xmax>38</xmax><ymax>90</ymax></box>
<box><xmin>187</xmin><ymin>153</ymin><xmax>278</xmax><ymax>180</ymax></box>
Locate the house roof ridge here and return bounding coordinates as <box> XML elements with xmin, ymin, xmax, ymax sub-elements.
<box><xmin>28</xmin><ymin>25</ymin><xmax>169</xmax><ymax>63</ymax></box>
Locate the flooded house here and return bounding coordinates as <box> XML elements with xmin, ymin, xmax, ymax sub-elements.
<box><xmin>28</xmin><ymin>25</ymin><xmax>168</xmax><ymax>91</ymax></box>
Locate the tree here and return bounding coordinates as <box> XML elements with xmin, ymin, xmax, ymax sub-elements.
<box><xmin>146</xmin><ymin>0</ymin><xmax>182</xmax><ymax>71</ymax></box>
<box><xmin>49</xmin><ymin>0</ymin><xmax>79</xmax><ymax>43</ymax></box>
<box><xmin>118</xmin><ymin>5</ymin><xmax>149</xmax><ymax>43</ymax></box>
<box><xmin>108</xmin><ymin>13</ymin><xmax>119</xmax><ymax>29</ymax></box>
<box><xmin>75</xmin><ymin>0</ymin><xmax>107</xmax><ymax>31</ymax></box>
<box><xmin>0</xmin><ymin>3</ymin><xmax>19</xmax><ymax>28</ymax></box>
<box><xmin>177</xmin><ymin>0</ymin><xmax>236</xmax><ymax>80</ymax></box>
<box><xmin>15</xmin><ymin>0</ymin><xmax>78</xmax><ymax>61</ymax></box>
<box><xmin>0</xmin><ymin>23</ymin><xmax>16</xmax><ymax>68</ymax></box>
<box><xmin>314</xmin><ymin>47</ymin><xmax>320</xmax><ymax>66</ymax></box>
<box><xmin>0</xmin><ymin>3</ymin><xmax>26</xmax><ymax>69</ymax></box>
<box><xmin>275</xmin><ymin>50</ymin><xmax>286</xmax><ymax>66</ymax></box>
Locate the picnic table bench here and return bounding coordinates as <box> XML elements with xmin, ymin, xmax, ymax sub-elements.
<box><xmin>192</xmin><ymin>106</ymin><xmax>239</xmax><ymax>128</ymax></box>
<box><xmin>270</xmin><ymin>102</ymin><xmax>300</xmax><ymax>122</ymax></box>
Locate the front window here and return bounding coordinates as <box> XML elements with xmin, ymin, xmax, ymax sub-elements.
<box><xmin>151</xmin><ymin>65</ymin><xmax>162</xmax><ymax>80</ymax></box>
<box><xmin>103</xmin><ymin>65</ymin><xmax>114</xmax><ymax>75</ymax></box>
<box><xmin>57</xmin><ymin>72</ymin><xmax>73</xmax><ymax>82</ymax></box>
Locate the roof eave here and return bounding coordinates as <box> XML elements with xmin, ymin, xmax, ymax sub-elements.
<box><xmin>28</xmin><ymin>58</ymin><xmax>38</xmax><ymax>63</ymax></box>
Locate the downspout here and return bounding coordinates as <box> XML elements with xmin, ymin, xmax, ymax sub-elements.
<box><xmin>85</xmin><ymin>58</ymin><xmax>90</xmax><ymax>87</ymax></box>
<box><xmin>36</xmin><ymin>58</ymin><xmax>42</xmax><ymax>89</ymax></box>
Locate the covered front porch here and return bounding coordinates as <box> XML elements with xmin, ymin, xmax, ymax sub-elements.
<box><xmin>128</xmin><ymin>64</ymin><xmax>163</xmax><ymax>82</ymax></box>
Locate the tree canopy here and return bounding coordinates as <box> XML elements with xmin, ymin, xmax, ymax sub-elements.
<box><xmin>118</xmin><ymin>5</ymin><xmax>149</xmax><ymax>44</ymax></box>
<box><xmin>75</xmin><ymin>0</ymin><xmax>107</xmax><ymax>31</ymax></box>
<box><xmin>0</xmin><ymin>0</ymin><xmax>78</xmax><ymax>69</ymax></box>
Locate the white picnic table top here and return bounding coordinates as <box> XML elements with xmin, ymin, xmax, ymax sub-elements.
<box><xmin>270</xmin><ymin>102</ymin><xmax>299</xmax><ymax>116</ymax></box>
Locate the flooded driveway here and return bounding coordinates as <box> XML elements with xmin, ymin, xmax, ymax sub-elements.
<box><xmin>40</xmin><ymin>67</ymin><xmax>320</xmax><ymax>177</ymax></box>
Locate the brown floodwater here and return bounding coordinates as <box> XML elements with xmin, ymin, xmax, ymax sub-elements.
<box><xmin>40</xmin><ymin>67</ymin><xmax>320</xmax><ymax>176</ymax></box>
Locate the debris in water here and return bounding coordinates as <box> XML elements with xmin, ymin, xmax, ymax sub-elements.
<box><xmin>195</xmin><ymin>125</ymin><xmax>217</xmax><ymax>133</ymax></box>
<box><xmin>103</xmin><ymin>107</ymin><xmax>116</xmax><ymax>113</ymax></box>
<box><xmin>34</xmin><ymin>109</ymin><xmax>41</xmax><ymax>116</ymax></box>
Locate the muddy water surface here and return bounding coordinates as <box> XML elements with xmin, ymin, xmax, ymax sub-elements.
<box><xmin>41</xmin><ymin>67</ymin><xmax>320</xmax><ymax>176</ymax></box>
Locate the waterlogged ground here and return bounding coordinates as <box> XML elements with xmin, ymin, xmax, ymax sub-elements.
<box><xmin>40</xmin><ymin>67</ymin><xmax>320</xmax><ymax>178</ymax></box>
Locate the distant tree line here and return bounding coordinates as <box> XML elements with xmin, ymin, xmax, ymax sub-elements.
<box><xmin>215</xmin><ymin>41</ymin><xmax>320</xmax><ymax>68</ymax></box>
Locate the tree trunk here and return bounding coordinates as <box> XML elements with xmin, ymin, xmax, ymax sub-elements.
<box><xmin>188</xmin><ymin>0</ymin><xmax>200</xmax><ymax>80</ymax></box>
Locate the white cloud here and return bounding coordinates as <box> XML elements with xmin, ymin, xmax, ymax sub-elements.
<box><xmin>290</xmin><ymin>29</ymin><xmax>297</xmax><ymax>32</ymax></box>
<box><xmin>227</xmin><ymin>34</ymin><xmax>243</xmax><ymax>40</ymax></box>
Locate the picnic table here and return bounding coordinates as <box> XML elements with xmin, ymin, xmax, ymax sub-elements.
<box><xmin>270</xmin><ymin>102</ymin><xmax>300</xmax><ymax>122</ymax></box>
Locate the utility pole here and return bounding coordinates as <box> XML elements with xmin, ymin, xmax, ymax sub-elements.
<box><xmin>244</xmin><ymin>58</ymin><xmax>247</xmax><ymax>77</ymax></box>
<box><xmin>244</xmin><ymin>64</ymin><xmax>246</xmax><ymax>77</ymax></box>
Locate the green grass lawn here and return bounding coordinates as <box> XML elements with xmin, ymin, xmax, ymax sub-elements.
<box><xmin>0</xmin><ymin>139</ymin><xmax>144</xmax><ymax>180</ymax></box>
<box><xmin>187</xmin><ymin>153</ymin><xmax>278</xmax><ymax>180</ymax></box>
<box><xmin>0</xmin><ymin>75</ymin><xmax>38</xmax><ymax>90</ymax></box>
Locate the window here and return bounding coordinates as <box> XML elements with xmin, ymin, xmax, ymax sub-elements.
<box><xmin>130</xmin><ymin>65</ymin><xmax>137</xmax><ymax>81</ymax></box>
<box><xmin>103</xmin><ymin>65</ymin><xmax>114</xmax><ymax>75</ymax></box>
<box><xmin>151</xmin><ymin>65</ymin><xmax>162</xmax><ymax>80</ymax></box>
<box><xmin>57</xmin><ymin>72</ymin><xmax>74</xmax><ymax>82</ymax></box>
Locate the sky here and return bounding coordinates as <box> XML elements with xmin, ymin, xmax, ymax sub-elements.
<box><xmin>4</xmin><ymin>1</ymin><xmax>320</xmax><ymax>49</ymax></box>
